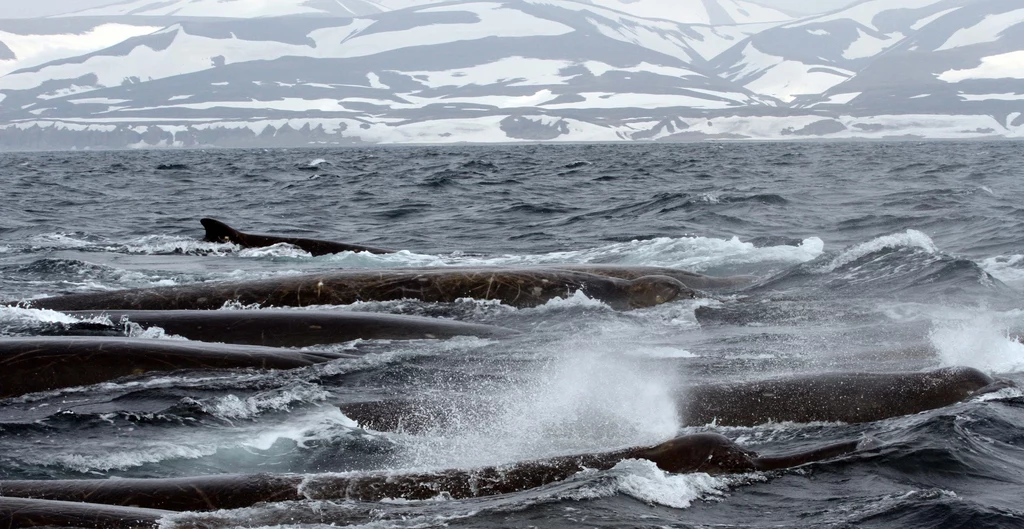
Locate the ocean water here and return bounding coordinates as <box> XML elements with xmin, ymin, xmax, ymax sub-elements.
<box><xmin>1</xmin><ymin>142</ymin><xmax>1023</xmax><ymax>528</ymax></box>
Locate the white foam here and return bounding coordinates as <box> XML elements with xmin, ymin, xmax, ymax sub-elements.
<box><xmin>49</xmin><ymin>443</ymin><xmax>219</xmax><ymax>473</ymax></box>
<box><xmin>122</xmin><ymin>235</ymin><xmax>235</xmax><ymax>255</ymax></box>
<box><xmin>980</xmin><ymin>254</ymin><xmax>1024</xmax><ymax>288</ymax></box>
<box><xmin>238</xmin><ymin>243</ymin><xmax>313</xmax><ymax>258</ymax></box>
<box><xmin>191</xmin><ymin>383</ymin><xmax>332</xmax><ymax>422</ymax></box>
<box><xmin>123</xmin><ymin>323</ymin><xmax>189</xmax><ymax>341</ymax></box>
<box><xmin>24</xmin><ymin>405</ymin><xmax>361</xmax><ymax>473</ymax></box>
<box><xmin>0</xmin><ymin>305</ymin><xmax>82</xmax><ymax>325</ymax></box>
<box><xmin>28</xmin><ymin>232</ymin><xmax>93</xmax><ymax>249</ymax></box>
<box><xmin>817</xmin><ymin>229</ymin><xmax>937</xmax><ymax>273</ymax></box>
<box><xmin>530</xmin><ymin>290</ymin><xmax>612</xmax><ymax>310</ymax></box>
<box><xmin>320</xmin><ymin>249</ymin><xmax>447</xmax><ymax>267</ymax></box>
<box><xmin>242</xmin><ymin>407</ymin><xmax>357</xmax><ymax>450</ymax></box>
<box><xmin>443</xmin><ymin>235</ymin><xmax>823</xmax><ymax>273</ymax></box>
<box><xmin>628</xmin><ymin>345</ymin><xmax>698</xmax><ymax>359</ymax></box>
<box><xmin>929</xmin><ymin>311</ymin><xmax>1024</xmax><ymax>373</ymax></box>
<box><xmin>571</xmin><ymin>459</ymin><xmax>727</xmax><ymax>509</ymax></box>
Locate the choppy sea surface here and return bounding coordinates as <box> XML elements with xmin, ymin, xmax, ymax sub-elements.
<box><xmin>1</xmin><ymin>142</ymin><xmax>1023</xmax><ymax>528</ymax></box>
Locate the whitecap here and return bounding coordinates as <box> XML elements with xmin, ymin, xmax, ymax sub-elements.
<box><xmin>980</xmin><ymin>254</ymin><xmax>1024</xmax><ymax>288</ymax></box>
<box><xmin>817</xmin><ymin>229</ymin><xmax>937</xmax><ymax>273</ymax></box>
<box><xmin>437</xmin><ymin>235</ymin><xmax>824</xmax><ymax>272</ymax></box>
<box><xmin>238</xmin><ymin>242</ymin><xmax>313</xmax><ymax>258</ymax></box>
<box><xmin>569</xmin><ymin>459</ymin><xmax>727</xmax><ymax>509</ymax></box>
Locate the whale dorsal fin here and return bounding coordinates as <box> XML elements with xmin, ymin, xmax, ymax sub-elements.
<box><xmin>200</xmin><ymin>218</ymin><xmax>241</xmax><ymax>243</ymax></box>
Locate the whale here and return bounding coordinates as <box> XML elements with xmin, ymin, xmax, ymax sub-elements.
<box><xmin>27</xmin><ymin>269</ymin><xmax>692</xmax><ymax>312</ymax></box>
<box><xmin>679</xmin><ymin>366</ymin><xmax>1007</xmax><ymax>426</ymax></box>
<box><xmin>393</xmin><ymin>264</ymin><xmax>752</xmax><ymax>291</ymax></box>
<box><xmin>0</xmin><ymin>337</ymin><xmax>353</xmax><ymax>399</ymax></box>
<box><xmin>0</xmin><ymin>497</ymin><xmax>170</xmax><ymax>529</ymax></box>
<box><xmin>338</xmin><ymin>367</ymin><xmax>1008</xmax><ymax>433</ymax></box>
<box><xmin>201</xmin><ymin>217</ymin><xmax>394</xmax><ymax>255</ymax></box>
<box><xmin>58</xmin><ymin>309</ymin><xmax>518</xmax><ymax>347</ymax></box>
<box><xmin>0</xmin><ymin>433</ymin><xmax>869</xmax><ymax>510</ymax></box>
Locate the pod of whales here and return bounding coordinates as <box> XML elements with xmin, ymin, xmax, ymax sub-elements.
<box><xmin>202</xmin><ymin>217</ymin><xmax>394</xmax><ymax>255</ymax></box>
<box><xmin>0</xmin><ymin>337</ymin><xmax>352</xmax><ymax>399</ymax></box>
<box><xmin>0</xmin><ymin>433</ymin><xmax>868</xmax><ymax>511</ymax></box>
<box><xmin>60</xmin><ymin>309</ymin><xmax>517</xmax><ymax>347</ymax></box>
<box><xmin>339</xmin><ymin>367</ymin><xmax>1008</xmax><ymax>433</ymax></box>
<box><xmin>28</xmin><ymin>268</ymin><xmax>692</xmax><ymax>312</ymax></box>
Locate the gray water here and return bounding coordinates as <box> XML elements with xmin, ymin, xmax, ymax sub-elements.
<box><xmin>1</xmin><ymin>142</ymin><xmax>1023</xmax><ymax>528</ymax></box>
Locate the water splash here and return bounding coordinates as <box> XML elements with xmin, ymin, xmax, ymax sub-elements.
<box><xmin>396</xmin><ymin>326</ymin><xmax>682</xmax><ymax>471</ymax></box>
<box><xmin>929</xmin><ymin>309</ymin><xmax>1024</xmax><ymax>373</ymax></box>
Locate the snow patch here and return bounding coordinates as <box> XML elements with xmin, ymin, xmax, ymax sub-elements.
<box><xmin>0</xmin><ymin>23</ymin><xmax>161</xmax><ymax>78</ymax></box>
<box><xmin>937</xmin><ymin>8</ymin><xmax>1024</xmax><ymax>51</ymax></box>
<box><xmin>911</xmin><ymin>7</ymin><xmax>960</xmax><ymax>31</ymax></box>
<box><xmin>843</xmin><ymin>30</ymin><xmax>904</xmax><ymax>60</ymax></box>
<box><xmin>938</xmin><ymin>51</ymin><xmax>1024</xmax><ymax>82</ymax></box>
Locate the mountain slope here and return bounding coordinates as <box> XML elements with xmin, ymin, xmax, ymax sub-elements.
<box><xmin>712</xmin><ymin>0</ymin><xmax>958</xmax><ymax>103</ymax></box>
<box><xmin>0</xmin><ymin>19</ymin><xmax>161</xmax><ymax>78</ymax></box>
<box><xmin>568</xmin><ymin>0</ymin><xmax>791</xmax><ymax>25</ymax></box>
<box><xmin>807</xmin><ymin>0</ymin><xmax>1024</xmax><ymax>128</ymax></box>
<box><xmin>1</xmin><ymin>0</ymin><xmax>1022</xmax><ymax>147</ymax></box>
<box><xmin>63</xmin><ymin>0</ymin><xmax>793</xmax><ymax>25</ymax></box>
<box><xmin>62</xmin><ymin>0</ymin><xmax>385</xmax><ymax>18</ymax></box>
<box><xmin>0</xmin><ymin>1</ymin><xmax>765</xmax><ymax>131</ymax></box>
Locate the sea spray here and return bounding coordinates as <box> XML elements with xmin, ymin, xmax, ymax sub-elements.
<box><xmin>395</xmin><ymin>321</ymin><xmax>682</xmax><ymax>471</ymax></box>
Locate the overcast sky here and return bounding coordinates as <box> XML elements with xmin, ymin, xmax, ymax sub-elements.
<box><xmin>0</xmin><ymin>0</ymin><xmax>856</xmax><ymax>19</ymax></box>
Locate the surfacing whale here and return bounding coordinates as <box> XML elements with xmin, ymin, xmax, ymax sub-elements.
<box><xmin>679</xmin><ymin>366</ymin><xmax>1007</xmax><ymax>426</ymax></box>
<box><xmin>201</xmin><ymin>218</ymin><xmax>394</xmax><ymax>255</ymax></box>
<box><xmin>0</xmin><ymin>497</ymin><xmax>170</xmax><ymax>529</ymax></box>
<box><xmin>396</xmin><ymin>264</ymin><xmax>753</xmax><ymax>291</ymax></box>
<box><xmin>28</xmin><ymin>269</ymin><xmax>692</xmax><ymax>312</ymax></box>
<box><xmin>0</xmin><ymin>337</ymin><xmax>353</xmax><ymax>399</ymax></box>
<box><xmin>339</xmin><ymin>367</ymin><xmax>1008</xmax><ymax>433</ymax></box>
<box><xmin>0</xmin><ymin>433</ymin><xmax>869</xmax><ymax>511</ymax></box>
<box><xmin>59</xmin><ymin>309</ymin><xmax>517</xmax><ymax>347</ymax></box>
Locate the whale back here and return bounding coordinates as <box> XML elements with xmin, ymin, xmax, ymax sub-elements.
<box><xmin>628</xmin><ymin>433</ymin><xmax>757</xmax><ymax>474</ymax></box>
<box><xmin>681</xmin><ymin>367</ymin><xmax>1000</xmax><ymax>427</ymax></box>
<box><xmin>0</xmin><ymin>337</ymin><xmax>348</xmax><ymax>399</ymax></box>
<box><xmin>0</xmin><ymin>496</ymin><xmax>169</xmax><ymax>529</ymax></box>
<box><xmin>199</xmin><ymin>218</ymin><xmax>394</xmax><ymax>255</ymax></box>
<box><xmin>0</xmin><ymin>474</ymin><xmax>302</xmax><ymax>512</ymax></box>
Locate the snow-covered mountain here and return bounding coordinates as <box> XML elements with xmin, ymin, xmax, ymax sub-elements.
<box><xmin>1</xmin><ymin>0</ymin><xmax>1022</xmax><ymax>148</ymax></box>
<box><xmin>0</xmin><ymin>19</ymin><xmax>161</xmax><ymax>78</ymax></box>
<box><xmin>61</xmin><ymin>0</ymin><xmax>792</xmax><ymax>25</ymax></box>
<box><xmin>551</xmin><ymin>0</ymin><xmax>792</xmax><ymax>25</ymax></box>
<box><xmin>61</xmin><ymin>0</ymin><xmax>386</xmax><ymax>18</ymax></box>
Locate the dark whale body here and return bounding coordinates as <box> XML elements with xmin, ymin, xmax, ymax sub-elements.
<box><xmin>680</xmin><ymin>367</ymin><xmax>1004</xmax><ymax>426</ymax></box>
<box><xmin>28</xmin><ymin>269</ymin><xmax>692</xmax><ymax>312</ymax></box>
<box><xmin>0</xmin><ymin>433</ymin><xmax>866</xmax><ymax>511</ymax></box>
<box><xmin>339</xmin><ymin>368</ymin><xmax>1007</xmax><ymax>433</ymax></box>
<box><xmin>202</xmin><ymin>217</ymin><xmax>394</xmax><ymax>255</ymax></box>
<box><xmin>0</xmin><ymin>337</ymin><xmax>352</xmax><ymax>399</ymax></box>
<box><xmin>61</xmin><ymin>309</ymin><xmax>518</xmax><ymax>347</ymax></box>
<box><xmin>0</xmin><ymin>497</ymin><xmax>169</xmax><ymax>529</ymax></box>
<box><xmin>397</xmin><ymin>264</ymin><xmax>753</xmax><ymax>291</ymax></box>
